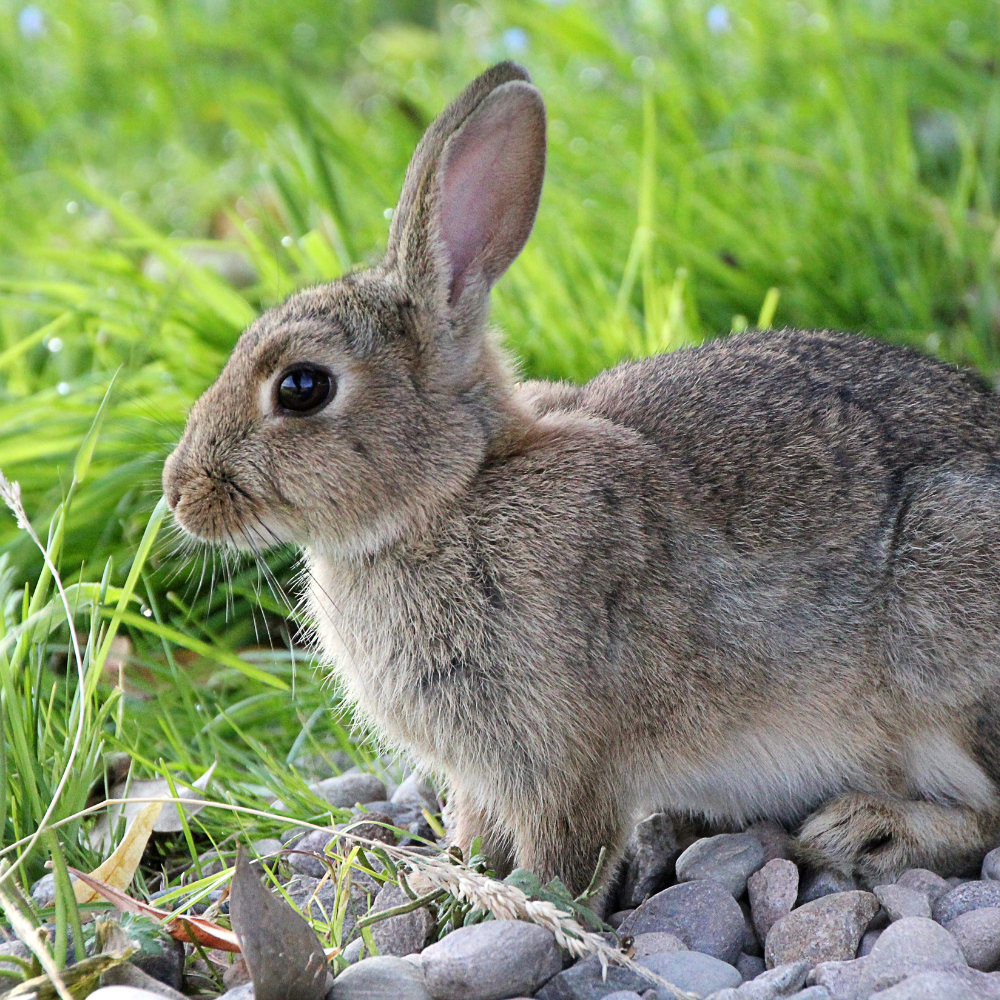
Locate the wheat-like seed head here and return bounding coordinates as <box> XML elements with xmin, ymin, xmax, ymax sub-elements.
<box><xmin>333</xmin><ymin>831</ymin><xmax>703</xmax><ymax>1000</ymax></box>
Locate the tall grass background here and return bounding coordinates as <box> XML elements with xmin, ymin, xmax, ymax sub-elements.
<box><xmin>1</xmin><ymin>0</ymin><xmax>999</xmax><ymax>969</ymax></box>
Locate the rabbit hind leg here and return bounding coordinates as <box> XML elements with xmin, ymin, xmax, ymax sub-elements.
<box><xmin>795</xmin><ymin>791</ymin><xmax>1000</xmax><ymax>885</ymax></box>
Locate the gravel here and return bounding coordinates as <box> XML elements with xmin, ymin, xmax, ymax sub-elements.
<box><xmin>765</xmin><ymin>891</ymin><xmax>879</xmax><ymax>968</ymax></box>
<box><xmin>418</xmin><ymin>920</ymin><xmax>561</xmax><ymax>1000</ymax></box>
<box><xmin>675</xmin><ymin>833</ymin><xmax>767</xmax><ymax>898</ymax></box>
<box><xmin>628</xmin><ymin>879</ymin><xmax>747</xmax><ymax>964</ymax></box>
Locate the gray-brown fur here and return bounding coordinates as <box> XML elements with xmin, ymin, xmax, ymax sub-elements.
<box><xmin>164</xmin><ymin>62</ymin><xmax>1000</xmax><ymax>895</ymax></box>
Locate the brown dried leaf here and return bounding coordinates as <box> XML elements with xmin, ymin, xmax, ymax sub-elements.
<box><xmin>67</xmin><ymin>867</ymin><xmax>241</xmax><ymax>952</ymax></box>
<box><xmin>74</xmin><ymin>801</ymin><xmax>162</xmax><ymax>903</ymax></box>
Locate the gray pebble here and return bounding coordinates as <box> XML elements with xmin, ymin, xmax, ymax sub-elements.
<box><xmin>786</xmin><ymin>989</ymin><xmax>831</xmax><ymax>1000</ymax></box>
<box><xmin>30</xmin><ymin>872</ymin><xmax>62</xmax><ymax>909</ymax></box>
<box><xmin>631</xmin><ymin>932</ymin><xmax>687</xmax><ymax>958</ymax></box>
<box><xmin>629</xmin><ymin>879</ymin><xmax>747</xmax><ymax>964</ymax></box>
<box><xmin>765</xmin><ymin>891</ymin><xmax>878</xmax><ymax>969</ymax></box>
<box><xmin>857</xmin><ymin>927</ymin><xmax>883</xmax><ymax>957</ymax></box>
<box><xmin>740</xmin><ymin>898</ymin><xmax>763</xmax><ymax>957</ymax></box>
<box><xmin>894</xmin><ymin>869</ymin><xmax>949</xmax><ymax>903</ymax></box>
<box><xmin>341</xmin><ymin>939</ymin><xmax>366</xmax><ymax>966</ymax></box>
<box><xmin>873</xmin><ymin>885</ymin><xmax>931</xmax><ymax>921</ymax></box>
<box><xmin>88</xmin><ymin>991</ymin><xmax>185</xmax><ymax>1000</ymax></box>
<box><xmin>749</xmin><ymin>859</ymin><xmax>800</xmax><ymax>943</ymax></box>
<box><xmin>620</xmin><ymin>813</ymin><xmax>680</xmax><ymax>909</ymax></box>
<box><xmin>419</xmin><ymin>920</ymin><xmax>561</xmax><ymax>1000</ymax></box>
<box><xmin>744</xmin><ymin>821</ymin><xmax>793</xmax><ymax>863</ymax></box>
<box><xmin>859</xmin><ymin>916</ymin><xmax>967</xmax><ymax>995</ymax></box>
<box><xmin>946</xmin><ymin>906</ymin><xmax>1000</xmax><ymax>971</ymax></box>
<box><xmin>982</xmin><ymin>847</ymin><xmax>1000</xmax><ymax>882</ymax></box>
<box><xmin>215</xmin><ymin>986</ymin><xmax>255</xmax><ymax>1000</ymax></box>
<box><xmin>313</xmin><ymin>773</ymin><xmax>387</xmax><ymax>809</ymax></box>
<box><xmin>531</xmin><ymin>954</ymin><xmax>647</xmax><ymax>999</ymax></box>
<box><xmin>367</xmin><ymin>884</ymin><xmax>435</xmax><ymax>958</ymax></box>
<box><xmin>98</xmin><ymin>963</ymin><xmax>187</xmax><ymax>999</ymax></box>
<box><xmin>797</xmin><ymin>869</ymin><xmax>857</xmax><ymax>905</ymax></box>
<box><xmin>285</xmin><ymin>827</ymin><xmax>339</xmax><ymax>877</ymax></box>
<box><xmin>736</xmin><ymin>952</ymin><xmax>766</xmax><ymax>981</ymax></box>
<box><xmin>932</xmin><ymin>879</ymin><xmax>1000</xmax><ymax>925</ymax></box>
<box><xmin>330</xmin><ymin>956</ymin><xmax>432</xmax><ymax>1000</ymax></box>
<box><xmin>598</xmin><ymin>994</ymin><xmax>643</xmax><ymax>1000</ymax></box>
<box><xmin>807</xmin><ymin>957</ymin><xmax>866</xmax><ymax>998</ymax></box>
<box><xmin>637</xmin><ymin>950</ymin><xmax>741</xmax><ymax>995</ymax></box>
<box><xmin>391</xmin><ymin>773</ymin><xmax>438</xmax><ymax>812</ymax></box>
<box><xmin>703</xmin><ymin>959</ymin><xmax>810</xmax><ymax>999</ymax></box>
<box><xmin>0</xmin><ymin>939</ymin><xmax>31</xmax><ymax>974</ymax></box>
<box><xmin>866</xmin><ymin>969</ymin><xmax>997</xmax><ymax>1000</ymax></box>
<box><xmin>676</xmin><ymin>834</ymin><xmax>767</xmax><ymax>898</ymax></box>
<box><xmin>131</xmin><ymin>936</ymin><xmax>185</xmax><ymax>991</ymax></box>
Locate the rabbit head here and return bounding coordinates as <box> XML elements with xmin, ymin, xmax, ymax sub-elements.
<box><xmin>163</xmin><ymin>62</ymin><xmax>546</xmax><ymax>559</ymax></box>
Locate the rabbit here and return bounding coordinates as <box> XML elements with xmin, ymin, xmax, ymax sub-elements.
<box><xmin>163</xmin><ymin>60</ymin><xmax>1000</xmax><ymax>896</ymax></box>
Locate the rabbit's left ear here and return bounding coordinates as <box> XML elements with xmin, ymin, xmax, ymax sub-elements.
<box><xmin>386</xmin><ymin>64</ymin><xmax>546</xmax><ymax>319</ymax></box>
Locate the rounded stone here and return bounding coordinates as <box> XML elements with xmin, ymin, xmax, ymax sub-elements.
<box><xmin>630</xmin><ymin>932</ymin><xmax>687</xmax><ymax>958</ymax></box>
<box><xmin>867</xmin><ymin>969</ymin><xmax>986</xmax><ymax>1000</ymax></box>
<box><xmin>797</xmin><ymin>869</ymin><xmax>857</xmax><ymax>905</ymax></box>
<box><xmin>931</xmin><ymin>879</ymin><xmax>1000</xmax><ymax>925</ymax></box>
<box><xmin>749</xmin><ymin>859</ymin><xmax>800</xmax><ymax>943</ymax></box>
<box><xmin>675</xmin><ymin>833</ymin><xmax>767</xmax><ymax>898</ymax></box>
<box><xmin>636</xmin><ymin>950</ymin><xmax>741</xmax><ymax>995</ymax></box>
<box><xmin>894</xmin><ymin>868</ymin><xmax>949</xmax><ymax>903</ymax></box>
<box><xmin>873</xmin><ymin>884</ymin><xmax>931</xmax><ymax>921</ymax></box>
<box><xmin>419</xmin><ymin>920</ymin><xmax>561</xmax><ymax>1000</ymax></box>
<box><xmin>330</xmin><ymin>956</ymin><xmax>432</xmax><ymax>1000</ymax></box>
<box><xmin>736</xmin><ymin>951</ymin><xmax>766</xmax><ymax>981</ymax></box>
<box><xmin>946</xmin><ymin>906</ymin><xmax>1000</xmax><ymax>971</ymax></box>
<box><xmin>860</xmin><ymin>916</ymin><xmax>967</xmax><ymax>995</ymax></box>
<box><xmin>982</xmin><ymin>847</ymin><xmax>1000</xmax><ymax>882</ymax></box>
<box><xmin>367</xmin><ymin>884</ymin><xmax>435</xmax><ymax>958</ymax></box>
<box><xmin>88</xmin><ymin>991</ymin><xmax>179</xmax><ymax>1000</ymax></box>
<box><xmin>744</xmin><ymin>820</ymin><xmax>793</xmax><ymax>862</ymax></box>
<box><xmin>620</xmin><ymin>812</ymin><xmax>681</xmax><ymax>909</ymax></box>
<box><xmin>765</xmin><ymin>890</ymin><xmax>879</xmax><ymax>969</ymax></box>
<box><xmin>312</xmin><ymin>773</ymin><xmax>387</xmax><ymax>809</ymax></box>
<box><xmin>628</xmin><ymin>879</ymin><xmax>747</xmax><ymax>964</ymax></box>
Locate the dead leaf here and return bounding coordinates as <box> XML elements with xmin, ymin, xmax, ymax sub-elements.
<box><xmin>66</xmin><ymin>868</ymin><xmax>241</xmax><ymax>953</ymax></box>
<box><xmin>2</xmin><ymin>949</ymin><xmax>134</xmax><ymax>998</ymax></box>
<box><xmin>75</xmin><ymin>801</ymin><xmax>162</xmax><ymax>904</ymax></box>
<box><xmin>90</xmin><ymin>761</ymin><xmax>217</xmax><ymax>852</ymax></box>
<box><xmin>230</xmin><ymin>844</ymin><xmax>332</xmax><ymax>1000</ymax></box>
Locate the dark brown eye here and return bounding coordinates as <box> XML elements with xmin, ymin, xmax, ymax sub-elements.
<box><xmin>276</xmin><ymin>366</ymin><xmax>334</xmax><ymax>414</ymax></box>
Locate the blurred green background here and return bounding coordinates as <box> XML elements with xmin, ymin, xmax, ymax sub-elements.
<box><xmin>5</xmin><ymin>0</ymin><xmax>1000</xmax><ymax>589</ymax></box>
<box><xmin>3</xmin><ymin>0</ymin><xmax>1000</xmax><ymax>892</ymax></box>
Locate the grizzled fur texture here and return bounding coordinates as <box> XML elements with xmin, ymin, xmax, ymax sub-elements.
<box><xmin>164</xmin><ymin>62</ymin><xmax>1000</xmax><ymax>895</ymax></box>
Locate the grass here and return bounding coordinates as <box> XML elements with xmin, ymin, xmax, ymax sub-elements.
<box><xmin>1</xmin><ymin>0</ymin><xmax>1000</xmax><ymax>984</ymax></box>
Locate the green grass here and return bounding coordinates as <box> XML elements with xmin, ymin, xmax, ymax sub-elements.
<box><xmin>2</xmin><ymin>0</ymin><xmax>1000</xmax><ymax>979</ymax></box>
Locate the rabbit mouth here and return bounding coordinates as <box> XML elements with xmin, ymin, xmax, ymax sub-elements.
<box><xmin>166</xmin><ymin>467</ymin><xmax>296</xmax><ymax>552</ymax></box>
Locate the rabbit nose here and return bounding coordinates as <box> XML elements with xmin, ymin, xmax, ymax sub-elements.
<box><xmin>161</xmin><ymin>451</ymin><xmax>184</xmax><ymax>510</ymax></box>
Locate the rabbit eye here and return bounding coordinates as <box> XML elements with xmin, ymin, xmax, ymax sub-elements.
<box><xmin>275</xmin><ymin>365</ymin><xmax>334</xmax><ymax>415</ymax></box>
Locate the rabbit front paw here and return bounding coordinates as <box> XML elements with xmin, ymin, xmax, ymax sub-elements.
<box><xmin>795</xmin><ymin>793</ymin><xmax>912</xmax><ymax>886</ymax></box>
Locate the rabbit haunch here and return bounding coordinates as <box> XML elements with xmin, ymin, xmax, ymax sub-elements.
<box><xmin>164</xmin><ymin>61</ymin><xmax>1000</xmax><ymax>895</ymax></box>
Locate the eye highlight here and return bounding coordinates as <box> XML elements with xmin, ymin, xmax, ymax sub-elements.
<box><xmin>275</xmin><ymin>365</ymin><xmax>334</xmax><ymax>415</ymax></box>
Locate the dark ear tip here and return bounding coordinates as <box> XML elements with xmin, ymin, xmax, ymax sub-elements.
<box><xmin>482</xmin><ymin>60</ymin><xmax>532</xmax><ymax>86</ymax></box>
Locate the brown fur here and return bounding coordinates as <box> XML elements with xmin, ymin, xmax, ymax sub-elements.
<box><xmin>164</xmin><ymin>62</ymin><xmax>1000</xmax><ymax>894</ymax></box>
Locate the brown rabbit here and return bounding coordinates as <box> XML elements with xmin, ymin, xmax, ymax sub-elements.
<box><xmin>164</xmin><ymin>61</ymin><xmax>1000</xmax><ymax>895</ymax></box>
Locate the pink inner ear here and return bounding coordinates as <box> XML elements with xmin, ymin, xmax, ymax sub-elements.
<box><xmin>438</xmin><ymin>82</ymin><xmax>545</xmax><ymax>305</ymax></box>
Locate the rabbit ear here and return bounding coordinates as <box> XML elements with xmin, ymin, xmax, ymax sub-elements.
<box><xmin>387</xmin><ymin>62</ymin><xmax>546</xmax><ymax>315</ymax></box>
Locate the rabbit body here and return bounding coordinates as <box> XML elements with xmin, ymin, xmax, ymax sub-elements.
<box><xmin>164</xmin><ymin>63</ymin><xmax>1000</xmax><ymax>893</ymax></box>
<box><xmin>306</xmin><ymin>326</ymin><xmax>1000</xmax><ymax>891</ymax></box>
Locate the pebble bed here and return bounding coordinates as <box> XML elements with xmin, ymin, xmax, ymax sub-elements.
<box><xmin>7</xmin><ymin>772</ymin><xmax>1000</xmax><ymax>1000</ymax></box>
